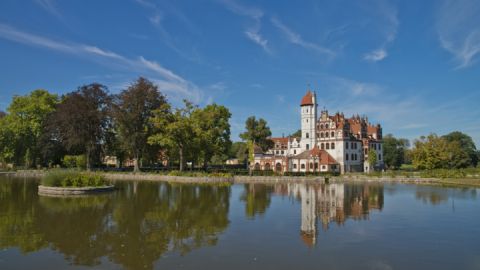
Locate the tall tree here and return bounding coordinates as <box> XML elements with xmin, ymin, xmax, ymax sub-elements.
<box><xmin>382</xmin><ymin>134</ymin><xmax>409</xmax><ymax>169</ymax></box>
<box><xmin>149</xmin><ymin>101</ymin><xmax>196</xmax><ymax>171</ymax></box>
<box><xmin>192</xmin><ymin>104</ymin><xmax>232</xmax><ymax>168</ymax></box>
<box><xmin>442</xmin><ymin>131</ymin><xmax>478</xmax><ymax>167</ymax></box>
<box><xmin>50</xmin><ymin>84</ymin><xmax>110</xmax><ymax>170</ymax></box>
<box><xmin>239</xmin><ymin>116</ymin><xmax>273</xmax><ymax>152</ymax></box>
<box><xmin>367</xmin><ymin>149</ymin><xmax>378</xmax><ymax>171</ymax></box>
<box><xmin>0</xmin><ymin>90</ymin><xmax>58</xmax><ymax>167</ymax></box>
<box><xmin>113</xmin><ymin>77</ymin><xmax>167</xmax><ymax>172</ymax></box>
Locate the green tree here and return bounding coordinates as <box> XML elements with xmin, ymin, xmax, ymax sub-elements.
<box><xmin>411</xmin><ymin>133</ymin><xmax>474</xmax><ymax>170</ymax></box>
<box><xmin>192</xmin><ymin>104</ymin><xmax>232</xmax><ymax>168</ymax></box>
<box><xmin>0</xmin><ymin>90</ymin><xmax>58</xmax><ymax>167</ymax></box>
<box><xmin>382</xmin><ymin>134</ymin><xmax>409</xmax><ymax>169</ymax></box>
<box><xmin>50</xmin><ymin>84</ymin><xmax>110</xmax><ymax>171</ymax></box>
<box><xmin>367</xmin><ymin>149</ymin><xmax>378</xmax><ymax>170</ymax></box>
<box><xmin>113</xmin><ymin>77</ymin><xmax>167</xmax><ymax>172</ymax></box>
<box><xmin>239</xmin><ymin>116</ymin><xmax>273</xmax><ymax>152</ymax></box>
<box><xmin>229</xmin><ymin>142</ymin><xmax>248</xmax><ymax>164</ymax></box>
<box><xmin>290</xmin><ymin>129</ymin><xmax>301</xmax><ymax>138</ymax></box>
<box><xmin>442</xmin><ymin>131</ymin><xmax>477</xmax><ymax>167</ymax></box>
<box><xmin>149</xmin><ymin>101</ymin><xmax>196</xmax><ymax>171</ymax></box>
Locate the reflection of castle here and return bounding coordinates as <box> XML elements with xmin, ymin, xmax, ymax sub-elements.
<box><xmin>286</xmin><ymin>183</ymin><xmax>383</xmax><ymax>247</ymax></box>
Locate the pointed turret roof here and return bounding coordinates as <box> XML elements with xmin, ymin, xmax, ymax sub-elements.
<box><xmin>301</xmin><ymin>90</ymin><xmax>314</xmax><ymax>106</ymax></box>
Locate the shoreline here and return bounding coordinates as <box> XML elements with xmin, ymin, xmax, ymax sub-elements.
<box><xmin>5</xmin><ymin>170</ymin><xmax>480</xmax><ymax>187</ymax></box>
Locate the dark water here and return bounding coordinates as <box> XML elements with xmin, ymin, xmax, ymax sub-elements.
<box><xmin>1</xmin><ymin>176</ymin><xmax>479</xmax><ymax>270</ymax></box>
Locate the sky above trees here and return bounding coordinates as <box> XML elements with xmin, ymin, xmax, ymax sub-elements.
<box><xmin>0</xmin><ymin>0</ymin><xmax>479</xmax><ymax>145</ymax></box>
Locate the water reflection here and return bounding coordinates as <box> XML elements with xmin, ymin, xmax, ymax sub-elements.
<box><xmin>0</xmin><ymin>179</ymin><xmax>230</xmax><ymax>270</ymax></box>
<box><xmin>415</xmin><ymin>186</ymin><xmax>477</xmax><ymax>205</ymax></box>
<box><xmin>242</xmin><ymin>183</ymin><xmax>384</xmax><ymax>247</ymax></box>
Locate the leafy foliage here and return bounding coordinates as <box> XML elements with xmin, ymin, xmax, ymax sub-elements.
<box><xmin>112</xmin><ymin>77</ymin><xmax>167</xmax><ymax>172</ymax></box>
<box><xmin>41</xmin><ymin>170</ymin><xmax>107</xmax><ymax>187</ymax></box>
<box><xmin>239</xmin><ymin>116</ymin><xmax>273</xmax><ymax>152</ymax></box>
<box><xmin>382</xmin><ymin>134</ymin><xmax>409</xmax><ymax>169</ymax></box>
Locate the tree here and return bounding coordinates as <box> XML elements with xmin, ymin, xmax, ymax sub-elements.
<box><xmin>229</xmin><ymin>142</ymin><xmax>248</xmax><ymax>164</ymax></box>
<box><xmin>239</xmin><ymin>116</ymin><xmax>273</xmax><ymax>152</ymax></box>
<box><xmin>367</xmin><ymin>149</ymin><xmax>378</xmax><ymax>171</ymax></box>
<box><xmin>382</xmin><ymin>134</ymin><xmax>409</xmax><ymax>169</ymax></box>
<box><xmin>192</xmin><ymin>104</ymin><xmax>232</xmax><ymax>168</ymax></box>
<box><xmin>50</xmin><ymin>84</ymin><xmax>110</xmax><ymax>171</ymax></box>
<box><xmin>0</xmin><ymin>90</ymin><xmax>58</xmax><ymax>167</ymax></box>
<box><xmin>290</xmin><ymin>129</ymin><xmax>301</xmax><ymax>138</ymax></box>
<box><xmin>442</xmin><ymin>131</ymin><xmax>478</xmax><ymax>167</ymax></box>
<box><xmin>113</xmin><ymin>77</ymin><xmax>167</xmax><ymax>172</ymax></box>
<box><xmin>149</xmin><ymin>101</ymin><xmax>196</xmax><ymax>171</ymax></box>
<box><xmin>411</xmin><ymin>133</ymin><xmax>474</xmax><ymax>170</ymax></box>
<box><xmin>0</xmin><ymin>111</ymin><xmax>6</xmax><ymax>118</ymax></box>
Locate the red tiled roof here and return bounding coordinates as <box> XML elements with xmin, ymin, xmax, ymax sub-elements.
<box><xmin>271</xmin><ymin>137</ymin><xmax>289</xmax><ymax>144</ymax></box>
<box><xmin>294</xmin><ymin>146</ymin><xmax>338</xmax><ymax>165</ymax></box>
<box><xmin>300</xmin><ymin>91</ymin><xmax>313</xmax><ymax>106</ymax></box>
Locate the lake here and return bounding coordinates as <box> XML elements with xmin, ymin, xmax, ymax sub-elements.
<box><xmin>1</xmin><ymin>176</ymin><xmax>479</xmax><ymax>270</ymax></box>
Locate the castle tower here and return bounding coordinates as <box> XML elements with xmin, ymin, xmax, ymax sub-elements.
<box><xmin>300</xmin><ymin>90</ymin><xmax>317</xmax><ymax>151</ymax></box>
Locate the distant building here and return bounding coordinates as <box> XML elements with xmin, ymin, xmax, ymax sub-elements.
<box><xmin>253</xmin><ymin>89</ymin><xmax>384</xmax><ymax>173</ymax></box>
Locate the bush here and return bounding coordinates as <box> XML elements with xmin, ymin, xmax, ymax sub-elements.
<box><xmin>41</xmin><ymin>170</ymin><xmax>108</xmax><ymax>187</ymax></box>
<box><xmin>62</xmin><ymin>155</ymin><xmax>86</xmax><ymax>169</ymax></box>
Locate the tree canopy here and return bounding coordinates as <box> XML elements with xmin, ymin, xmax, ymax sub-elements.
<box><xmin>239</xmin><ymin>116</ymin><xmax>273</xmax><ymax>152</ymax></box>
<box><xmin>382</xmin><ymin>134</ymin><xmax>409</xmax><ymax>169</ymax></box>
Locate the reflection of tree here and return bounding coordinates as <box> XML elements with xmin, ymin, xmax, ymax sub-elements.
<box><xmin>0</xmin><ymin>178</ymin><xmax>47</xmax><ymax>253</ymax></box>
<box><xmin>106</xmin><ymin>182</ymin><xmax>230</xmax><ymax>270</ymax></box>
<box><xmin>415</xmin><ymin>187</ymin><xmax>477</xmax><ymax>205</ymax></box>
<box><xmin>343</xmin><ymin>184</ymin><xmax>384</xmax><ymax>221</ymax></box>
<box><xmin>0</xmin><ymin>179</ymin><xmax>230</xmax><ymax>270</ymax></box>
<box><xmin>240</xmin><ymin>184</ymin><xmax>274</xmax><ymax>218</ymax></box>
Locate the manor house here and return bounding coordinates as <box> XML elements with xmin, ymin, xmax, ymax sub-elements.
<box><xmin>252</xmin><ymin>90</ymin><xmax>384</xmax><ymax>174</ymax></box>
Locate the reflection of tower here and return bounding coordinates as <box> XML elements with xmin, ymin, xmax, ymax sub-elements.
<box><xmin>290</xmin><ymin>183</ymin><xmax>317</xmax><ymax>247</ymax></box>
<box><xmin>317</xmin><ymin>184</ymin><xmax>344</xmax><ymax>230</ymax></box>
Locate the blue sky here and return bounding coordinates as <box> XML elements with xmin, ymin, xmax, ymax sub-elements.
<box><xmin>0</xmin><ymin>0</ymin><xmax>479</xmax><ymax>145</ymax></box>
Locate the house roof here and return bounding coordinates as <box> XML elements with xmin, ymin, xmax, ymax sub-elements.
<box><xmin>300</xmin><ymin>90</ymin><xmax>314</xmax><ymax>106</ymax></box>
<box><xmin>293</xmin><ymin>146</ymin><xmax>338</xmax><ymax>164</ymax></box>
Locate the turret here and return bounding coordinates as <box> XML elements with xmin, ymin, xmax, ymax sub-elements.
<box><xmin>300</xmin><ymin>90</ymin><xmax>317</xmax><ymax>150</ymax></box>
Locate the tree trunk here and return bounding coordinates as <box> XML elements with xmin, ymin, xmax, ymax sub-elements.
<box><xmin>179</xmin><ymin>148</ymin><xmax>184</xmax><ymax>172</ymax></box>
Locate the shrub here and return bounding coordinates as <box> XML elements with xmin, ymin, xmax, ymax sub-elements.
<box><xmin>62</xmin><ymin>155</ymin><xmax>86</xmax><ymax>169</ymax></box>
<box><xmin>42</xmin><ymin>170</ymin><xmax>108</xmax><ymax>187</ymax></box>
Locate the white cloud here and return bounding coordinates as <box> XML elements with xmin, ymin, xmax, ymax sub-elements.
<box><xmin>437</xmin><ymin>0</ymin><xmax>480</xmax><ymax>68</ymax></box>
<box><xmin>35</xmin><ymin>0</ymin><xmax>61</xmax><ymax>18</ymax></box>
<box><xmin>218</xmin><ymin>0</ymin><xmax>270</xmax><ymax>53</ymax></box>
<box><xmin>363</xmin><ymin>48</ymin><xmax>387</xmax><ymax>62</ymax></box>
<box><xmin>217</xmin><ymin>0</ymin><xmax>263</xmax><ymax>20</ymax></box>
<box><xmin>271</xmin><ymin>17</ymin><xmax>335</xmax><ymax>57</ymax></box>
<box><xmin>245</xmin><ymin>28</ymin><xmax>270</xmax><ymax>53</ymax></box>
<box><xmin>0</xmin><ymin>23</ymin><xmax>203</xmax><ymax>104</ymax></box>
<box><xmin>363</xmin><ymin>0</ymin><xmax>398</xmax><ymax>62</ymax></box>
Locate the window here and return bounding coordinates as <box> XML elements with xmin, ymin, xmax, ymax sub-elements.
<box><xmin>379</xmin><ymin>154</ymin><xmax>382</xmax><ymax>160</ymax></box>
<box><xmin>326</xmin><ymin>132</ymin><xmax>329</xmax><ymax>138</ymax></box>
<box><xmin>346</xmin><ymin>154</ymin><xmax>349</xmax><ymax>160</ymax></box>
<box><xmin>294</xmin><ymin>150</ymin><xmax>296</xmax><ymax>154</ymax></box>
<box><xmin>281</xmin><ymin>150</ymin><xmax>284</xmax><ymax>155</ymax></box>
<box><xmin>331</xmin><ymin>131</ymin><xmax>334</xmax><ymax>137</ymax></box>
<box><xmin>306</xmin><ymin>119</ymin><xmax>308</xmax><ymax>123</ymax></box>
<box><xmin>346</xmin><ymin>142</ymin><xmax>349</xmax><ymax>149</ymax></box>
<box><xmin>309</xmin><ymin>163</ymin><xmax>313</xmax><ymax>169</ymax></box>
<box><xmin>321</xmin><ymin>143</ymin><xmax>324</xmax><ymax>150</ymax></box>
<box><xmin>320</xmin><ymin>124</ymin><xmax>324</xmax><ymax>129</ymax></box>
<box><xmin>306</xmin><ymin>144</ymin><xmax>309</xmax><ymax>150</ymax></box>
<box><xmin>326</xmin><ymin>124</ymin><xmax>329</xmax><ymax>128</ymax></box>
<box><xmin>293</xmin><ymin>164</ymin><xmax>297</xmax><ymax>169</ymax></box>
<box><xmin>351</xmin><ymin>142</ymin><xmax>354</xmax><ymax>149</ymax></box>
<box><xmin>322</xmin><ymin>165</ymin><xmax>326</xmax><ymax>170</ymax></box>
<box><xmin>276</xmin><ymin>150</ymin><xmax>279</xmax><ymax>154</ymax></box>
<box><xmin>326</xmin><ymin>143</ymin><xmax>330</xmax><ymax>149</ymax></box>
<box><xmin>306</xmin><ymin>109</ymin><xmax>309</xmax><ymax>113</ymax></box>
<box><xmin>321</xmin><ymin>132</ymin><xmax>324</xmax><ymax>138</ymax></box>
<box><xmin>306</xmin><ymin>132</ymin><xmax>309</xmax><ymax>138</ymax></box>
<box><xmin>301</xmin><ymin>164</ymin><xmax>305</xmax><ymax>169</ymax></box>
<box><xmin>331</xmin><ymin>142</ymin><xmax>335</xmax><ymax>149</ymax></box>
<box><xmin>314</xmin><ymin>163</ymin><xmax>318</xmax><ymax>169</ymax></box>
<box><xmin>351</xmin><ymin>153</ymin><xmax>354</xmax><ymax>160</ymax></box>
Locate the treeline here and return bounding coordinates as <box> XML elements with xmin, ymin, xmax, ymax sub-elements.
<box><xmin>383</xmin><ymin>132</ymin><xmax>479</xmax><ymax>170</ymax></box>
<box><xmin>0</xmin><ymin>77</ymin><xmax>232</xmax><ymax>172</ymax></box>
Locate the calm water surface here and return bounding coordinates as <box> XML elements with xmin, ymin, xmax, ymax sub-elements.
<box><xmin>1</xmin><ymin>176</ymin><xmax>479</xmax><ymax>270</ymax></box>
